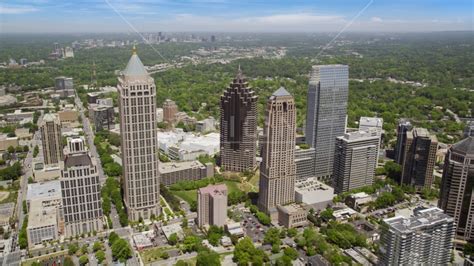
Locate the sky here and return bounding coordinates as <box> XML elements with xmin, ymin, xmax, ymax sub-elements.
<box><xmin>0</xmin><ymin>0</ymin><xmax>473</xmax><ymax>33</ymax></box>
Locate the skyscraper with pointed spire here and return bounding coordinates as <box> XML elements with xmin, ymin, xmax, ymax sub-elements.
<box><xmin>220</xmin><ymin>66</ymin><xmax>258</xmax><ymax>172</ymax></box>
<box><xmin>258</xmin><ymin>87</ymin><xmax>297</xmax><ymax>216</ymax></box>
<box><xmin>118</xmin><ymin>46</ymin><xmax>160</xmax><ymax>221</ymax></box>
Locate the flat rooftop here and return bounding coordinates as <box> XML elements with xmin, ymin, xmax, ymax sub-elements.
<box><xmin>159</xmin><ymin>160</ymin><xmax>204</xmax><ymax>174</ymax></box>
<box><xmin>384</xmin><ymin>207</ymin><xmax>453</xmax><ymax>234</ymax></box>
<box><xmin>295</xmin><ymin>177</ymin><xmax>334</xmax><ymax>204</ymax></box>
<box><xmin>278</xmin><ymin>203</ymin><xmax>306</xmax><ymax>214</ymax></box>
<box><xmin>27</xmin><ymin>180</ymin><xmax>61</xmax><ymax>201</ymax></box>
<box><xmin>28</xmin><ymin>201</ymin><xmax>57</xmax><ymax>228</ymax></box>
<box><xmin>198</xmin><ymin>184</ymin><xmax>227</xmax><ymax>196</ymax></box>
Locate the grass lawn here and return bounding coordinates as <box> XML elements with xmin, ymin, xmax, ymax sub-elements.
<box><xmin>140</xmin><ymin>246</ymin><xmax>177</xmax><ymax>263</ymax></box>
<box><xmin>0</xmin><ymin>191</ymin><xmax>9</xmax><ymax>202</ymax></box>
<box><xmin>0</xmin><ymin>190</ymin><xmax>17</xmax><ymax>204</ymax></box>
<box><xmin>171</xmin><ymin>189</ymin><xmax>197</xmax><ymax>204</ymax></box>
<box><xmin>22</xmin><ymin>251</ymin><xmax>68</xmax><ymax>266</ymax></box>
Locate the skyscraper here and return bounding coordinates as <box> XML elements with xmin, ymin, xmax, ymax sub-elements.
<box><xmin>40</xmin><ymin>113</ymin><xmax>63</xmax><ymax>165</ymax></box>
<box><xmin>60</xmin><ymin>136</ymin><xmax>103</xmax><ymax>236</ymax></box>
<box><xmin>379</xmin><ymin>207</ymin><xmax>454</xmax><ymax>265</ymax></box>
<box><xmin>400</xmin><ymin>127</ymin><xmax>438</xmax><ymax>190</ymax></box>
<box><xmin>197</xmin><ymin>184</ymin><xmax>228</xmax><ymax>227</ymax></box>
<box><xmin>163</xmin><ymin>99</ymin><xmax>178</xmax><ymax>124</ymax></box>
<box><xmin>305</xmin><ymin>65</ymin><xmax>349</xmax><ymax>181</ymax></box>
<box><xmin>394</xmin><ymin>119</ymin><xmax>412</xmax><ymax>164</ymax></box>
<box><xmin>439</xmin><ymin>137</ymin><xmax>474</xmax><ymax>241</ymax></box>
<box><xmin>333</xmin><ymin>130</ymin><xmax>380</xmax><ymax>194</ymax></box>
<box><xmin>258</xmin><ymin>87</ymin><xmax>296</xmax><ymax>217</ymax></box>
<box><xmin>118</xmin><ymin>47</ymin><xmax>160</xmax><ymax>221</ymax></box>
<box><xmin>220</xmin><ymin>67</ymin><xmax>258</xmax><ymax>172</ymax></box>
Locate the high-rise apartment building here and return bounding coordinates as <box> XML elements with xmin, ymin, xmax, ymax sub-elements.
<box><xmin>305</xmin><ymin>65</ymin><xmax>349</xmax><ymax>181</ymax></box>
<box><xmin>258</xmin><ymin>87</ymin><xmax>297</xmax><ymax>217</ymax></box>
<box><xmin>60</xmin><ymin>136</ymin><xmax>103</xmax><ymax>236</ymax></box>
<box><xmin>40</xmin><ymin>113</ymin><xmax>63</xmax><ymax>165</ymax></box>
<box><xmin>163</xmin><ymin>99</ymin><xmax>178</xmax><ymax>124</ymax></box>
<box><xmin>439</xmin><ymin>137</ymin><xmax>474</xmax><ymax>241</ymax></box>
<box><xmin>394</xmin><ymin>119</ymin><xmax>412</xmax><ymax>165</ymax></box>
<box><xmin>220</xmin><ymin>67</ymin><xmax>258</xmax><ymax>172</ymax></box>
<box><xmin>379</xmin><ymin>207</ymin><xmax>454</xmax><ymax>265</ymax></box>
<box><xmin>333</xmin><ymin>130</ymin><xmax>380</xmax><ymax>194</ymax></box>
<box><xmin>118</xmin><ymin>47</ymin><xmax>160</xmax><ymax>221</ymax></box>
<box><xmin>400</xmin><ymin>127</ymin><xmax>438</xmax><ymax>189</ymax></box>
<box><xmin>197</xmin><ymin>184</ymin><xmax>228</xmax><ymax>227</ymax></box>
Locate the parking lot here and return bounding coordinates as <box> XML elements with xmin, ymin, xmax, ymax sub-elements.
<box><xmin>240</xmin><ymin>210</ymin><xmax>269</xmax><ymax>244</ymax></box>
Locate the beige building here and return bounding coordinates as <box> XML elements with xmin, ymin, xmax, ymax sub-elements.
<box><xmin>58</xmin><ymin>109</ymin><xmax>78</xmax><ymax>123</ymax></box>
<box><xmin>277</xmin><ymin>203</ymin><xmax>308</xmax><ymax>228</ymax></box>
<box><xmin>0</xmin><ymin>134</ymin><xmax>18</xmax><ymax>151</ymax></box>
<box><xmin>27</xmin><ymin>201</ymin><xmax>59</xmax><ymax>248</ymax></box>
<box><xmin>118</xmin><ymin>48</ymin><xmax>161</xmax><ymax>221</ymax></box>
<box><xmin>60</xmin><ymin>137</ymin><xmax>103</xmax><ymax>236</ymax></box>
<box><xmin>40</xmin><ymin>113</ymin><xmax>63</xmax><ymax>165</ymax></box>
<box><xmin>258</xmin><ymin>87</ymin><xmax>297</xmax><ymax>217</ymax></box>
<box><xmin>159</xmin><ymin>160</ymin><xmax>214</xmax><ymax>186</ymax></box>
<box><xmin>197</xmin><ymin>184</ymin><xmax>227</xmax><ymax>227</ymax></box>
<box><xmin>163</xmin><ymin>99</ymin><xmax>178</xmax><ymax>124</ymax></box>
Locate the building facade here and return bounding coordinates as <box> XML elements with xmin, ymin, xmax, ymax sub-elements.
<box><xmin>118</xmin><ymin>48</ymin><xmax>161</xmax><ymax>221</ymax></box>
<box><xmin>40</xmin><ymin>113</ymin><xmax>63</xmax><ymax>165</ymax></box>
<box><xmin>439</xmin><ymin>137</ymin><xmax>474</xmax><ymax>242</ymax></box>
<box><xmin>400</xmin><ymin>127</ymin><xmax>438</xmax><ymax>190</ymax></box>
<box><xmin>159</xmin><ymin>161</ymin><xmax>214</xmax><ymax>186</ymax></box>
<box><xmin>305</xmin><ymin>65</ymin><xmax>349</xmax><ymax>181</ymax></box>
<box><xmin>163</xmin><ymin>99</ymin><xmax>178</xmax><ymax>124</ymax></box>
<box><xmin>294</xmin><ymin>146</ymin><xmax>316</xmax><ymax>180</ymax></box>
<box><xmin>220</xmin><ymin>68</ymin><xmax>258</xmax><ymax>172</ymax></box>
<box><xmin>258</xmin><ymin>87</ymin><xmax>297</xmax><ymax>217</ymax></box>
<box><xmin>379</xmin><ymin>207</ymin><xmax>454</xmax><ymax>265</ymax></box>
<box><xmin>27</xmin><ymin>201</ymin><xmax>59</xmax><ymax>248</ymax></box>
<box><xmin>333</xmin><ymin>130</ymin><xmax>380</xmax><ymax>194</ymax></box>
<box><xmin>197</xmin><ymin>184</ymin><xmax>228</xmax><ymax>227</ymax></box>
<box><xmin>60</xmin><ymin>137</ymin><xmax>103</xmax><ymax>236</ymax></box>
<box><xmin>277</xmin><ymin>203</ymin><xmax>308</xmax><ymax>228</ymax></box>
<box><xmin>89</xmin><ymin>104</ymin><xmax>114</xmax><ymax>132</ymax></box>
<box><xmin>394</xmin><ymin>119</ymin><xmax>412</xmax><ymax>165</ymax></box>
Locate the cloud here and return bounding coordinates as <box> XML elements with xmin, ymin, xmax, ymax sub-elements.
<box><xmin>0</xmin><ymin>5</ymin><xmax>39</xmax><ymax>14</ymax></box>
<box><xmin>371</xmin><ymin>16</ymin><xmax>383</xmax><ymax>22</ymax></box>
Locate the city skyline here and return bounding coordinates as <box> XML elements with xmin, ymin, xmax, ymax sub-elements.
<box><xmin>1</xmin><ymin>0</ymin><xmax>472</xmax><ymax>33</ymax></box>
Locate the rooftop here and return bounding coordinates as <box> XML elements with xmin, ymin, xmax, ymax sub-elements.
<box><xmin>359</xmin><ymin>117</ymin><xmax>383</xmax><ymax>128</ymax></box>
<box><xmin>452</xmin><ymin>136</ymin><xmax>474</xmax><ymax>154</ymax></box>
<box><xmin>272</xmin><ymin>87</ymin><xmax>291</xmax><ymax>97</ymax></box>
<box><xmin>384</xmin><ymin>207</ymin><xmax>453</xmax><ymax>234</ymax></box>
<box><xmin>42</xmin><ymin>113</ymin><xmax>59</xmax><ymax>123</ymax></box>
<box><xmin>198</xmin><ymin>184</ymin><xmax>227</xmax><ymax>196</ymax></box>
<box><xmin>278</xmin><ymin>203</ymin><xmax>306</xmax><ymax>214</ymax></box>
<box><xmin>295</xmin><ymin>177</ymin><xmax>334</xmax><ymax>204</ymax></box>
<box><xmin>159</xmin><ymin>160</ymin><xmax>205</xmax><ymax>174</ymax></box>
<box><xmin>27</xmin><ymin>201</ymin><xmax>57</xmax><ymax>228</ymax></box>
<box><xmin>123</xmin><ymin>48</ymin><xmax>148</xmax><ymax>77</ymax></box>
<box><xmin>27</xmin><ymin>180</ymin><xmax>61</xmax><ymax>201</ymax></box>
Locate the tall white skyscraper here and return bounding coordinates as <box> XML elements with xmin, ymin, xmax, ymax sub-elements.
<box><xmin>118</xmin><ymin>47</ymin><xmax>160</xmax><ymax>221</ymax></box>
<box><xmin>305</xmin><ymin>65</ymin><xmax>349</xmax><ymax>181</ymax></box>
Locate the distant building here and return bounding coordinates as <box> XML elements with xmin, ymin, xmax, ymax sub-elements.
<box><xmin>27</xmin><ymin>201</ymin><xmax>59</xmax><ymax>248</ymax></box>
<box><xmin>464</xmin><ymin>121</ymin><xmax>474</xmax><ymax>138</ymax></box>
<box><xmin>399</xmin><ymin>127</ymin><xmax>438</xmax><ymax>190</ymax></box>
<box><xmin>379</xmin><ymin>207</ymin><xmax>454</xmax><ymax>265</ymax></box>
<box><xmin>159</xmin><ymin>161</ymin><xmax>214</xmax><ymax>186</ymax></box>
<box><xmin>58</xmin><ymin>109</ymin><xmax>79</xmax><ymax>124</ymax></box>
<box><xmin>439</xmin><ymin>137</ymin><xmax>474</xmax><ymax>242</ymax></box>
<box><xmin>394</xmin><ymin>119</ymin><xmax>412</xmax><ymax>164</ymax></box>
<box><xmin>55</xmin><ymin>77</ymin><xmax>74</xmax><ymax>97</ymax></box>
<box><xmin>345</xmin><ymin>192</ymin><xmax>374</xmax><ymax>213</ymax></box>
<box><xmin>19</xmin><ymin>58</ymin><xmax>28</xmax><ymax>65</ymax></box>
<box><xmin>308</xmin><ymin>255</ymin><xmax>330</xmax><ymax>266</ymax></box>
<box><xmin>333</xmin><ymin>130</ymin><xmax>380</xmax><ymax>194</ymax></box>
<box><xmin>295</xmin><ymin>177</ymin><xmax>334</xmax><ymax>211</ymax></box>
<box><xmin>277</xmin><ymin>203</ymin><xmax>308</xmax><ymax>228</ymax></box>
<box><xmin>197</xmin><ymin>184</ymin><xmax>228</xmax><ymax>227</ymax></box>
<box><xmin>305</xmin><ymin>65</ymin><xmax>349</xmax><ymax>181</ymax></box>
<box><xmin>258</xmin><ymin>88</ymin><xmax>296</xmax><ymax>217</ymax></box>
<box><xmin>359</xmin><ymin>117</ymin><xmax>383</xmax><ymax>135</ymax></box>
<box><xmin>163</xmin><ymin>99</ymin><xmax>178</xmax><ymax>124</ymax></box>
<box><xmin>219</xmin><ymin>67</ymin><xmax>258</xmax><ymax>172</ymax></box>
<box><xmin>96</xmin><ymin>98</ymin><xmax>113</xmax><ymax>107</ymax></box>
<box><xmin>89</xmin><ymin>104</ymin><xmax>114</xmax><ymax>132</ymax></box>
<box><xmin>62</xmin><ymin>47</ymin><xmax>74</xmax><ymax>58</ymax></box>
<box><xmin>294</xmin><ymin>146</ymin><xmax>315</xmax><ymax>180</ymax></box>
<box><xmin>87</xmin><ymin>92</ymin><xmax>101</xmax><ymax>104</ymax></box>
<box><xmin>40</xmin><ymin>113</ymin><xmax>63</xmax><ymax>165</ymax></box>
<box><xmin>156</xmin><ymin>108</ymin><xmax>163</xmax><ymax>123</ymax></box>
<box><xmin>60</xmin><ymin>137</ymin><xmax>104</xmax><ymax>236</ymax></box>
<box><xmin>196</xmin><ymin>117</ymin><xmax>216</xmax><ymax>133</ymax></box>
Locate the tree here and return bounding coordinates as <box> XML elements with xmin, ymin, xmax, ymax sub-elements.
<box><xmin>79</xmin><ymin>255</ymin><xmax>89</xmax><ymax>265</ymax></box>
<box><xmin>196</xmin><ymin>248</ymin><xmax>220</xmax><ymax>266</ymax></box>
<box><xmin>181</xmin><ymin>217</ymin><xmax>188</xmax><ymax>228</ymax></box>
<box><xmin>68</xmin><ymin>243</ymin><xmax>79</xmax><ymax>255</ymax></box>
<box><xmin>33</xmin><ymin>145</ymin><xmax>39</xmax><ymax>157</ymax></box>
<box><xmin>80</xmin><ymin>244</ymin><xmax>89</xmax><ymax>254</ymax></box>
<box><xmin>320</xmin><ymin>208</ymin><xmax>334</xmax><ymax>222</ymax></box>
<box><xmin>384</xmin><ymin>161</ymin><xmax>402</xmax><ymax>181</ymax></box>
<box><xmin>168</xmin><ymin>233</ymin><xmax>178</xmax><ymax>245</ymax></box>
<box><xmin>175</xmin><ymin>260</ymin><xmax>190</xmax><ymax>266</ymax></box>
<box><xmin>287</xmin><ymin>228</ymin><xmax>298</xmax><ymax>238</ymax></box>
<box><xmin>111</xmin><ymin>238</ymin><xmax>132</xmax><ymax>262</ymax></box>
<box><xmin>95</xmin><ymin>250</ymin><xmax>106</xmax><ymax>264</ymax></box>
<box><xmin>464</xmin><ymin>242</ymin><xmax>474</xmax><ymax>257</ymax></box>
<box><xmin>23</xmin><ymin>145</ymin><xmax>29</xmax><ymax>153</ymax></box>
<box><xmin>264</xmin><ymin>228</ymin><xmax>281</xmax><ymax>246</ymax></box>
<box><xmin>93</xmin><ymin>241</ymin><xmax>103</xmax><ymax>252</ymax></box>
<box><xmin>182</xmin><ymin>235</ymin><xmax>201</xmax><ymax>253</ymax></box>
<box><xmin>160</xmin><ymin>252</ymin><xmax>170</xmax><ymax>259</ymax></box>
<box><xmin>7</xmin><ymin>146</ymin><xmax>15</xmax><ymax>154</ymax></box>
<box><xmin>233</xmin><ymin>237</ymin><xmax>268</xmax><ymax>265</ymax></box>
<box><xmin>108</xmin><ymin>231</ymin><xmax>119</xmax><ymax>246</ymax></box>
<box><xmin>283</xmin><ymin>247</ymin><xmax>298</xmax><ymax>260</ymax></box>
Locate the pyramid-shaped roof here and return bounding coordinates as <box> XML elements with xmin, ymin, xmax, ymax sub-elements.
<box><xmin>272</xmin><ymin>87</ymin><xmax>291</xmax><ymax>97</ymax></box>
<box><xmin>452</xmin><ymin>137</ymin><xmax>474</xmax><ymax>155</ymax></box>
<box><xmin>123</xmin><ymin>47</ymin><xmax>148</xmax><ymax>77</ymax></box>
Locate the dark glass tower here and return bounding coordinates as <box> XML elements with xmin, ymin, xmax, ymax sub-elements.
<box><xmin>219</xmin><ymin>67</ymin><xmax>258</xmax><ymax>172</ymax></box>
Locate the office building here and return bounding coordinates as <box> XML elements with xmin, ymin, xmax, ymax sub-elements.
<box><xmin>197</xmin><ymin>184</ymin><xmax>228</xmax><ymax>227</ymax></box>
<box><xmin>220</xmin><ymin>67</ymin><xmax>258</xmax><ymax>172</ymax></box>
<box><xmin>379</xmin><ymin>207</ymin><xmax>454</xmax><ymax>265</ymax></box>
<box><xmin>163</xmin><ymin>99</ymin><xmax>178</xmax><ymax>124</ymax></box>
<box><xmin>333</xmin><ymin>130</ymin><xmax>380</xmax><ymax>194</ymax></box>
<box><xmin>54</xmin><ymin>76</ymin><xmax>74</xmax><ymax>97</ymax></box>
<box><xmin>27</xmin><ymin>201</ymin><xmax>59</xmax><ymax>248</ymax></box>
<box><xmin>277</xmin><ymin>203</ymin><xmax>308</xmax><ymax>228</ymax></box>
<box><xmin>295</xmin><ymin>177</ymin><xmax>334</xmax><ymax>211</ymax></box>
<box><xmin>89</xmin><ymin>104</ymin><xmax>114</xmax><ymax>131</ymax></box>
<box><xmin>439</xmin><ymin>137</ymin><xmax>474</xmax><ymax>242</ymax></box>
<box><xmin>400</xmin><ymin>127</ymin><xmax>438</xmax><ymax>189</ymax></box>
<box><xmin>305</xmin><ymin>65</ymin><xmax>349</xmax><ymax>181</ymax></box>
<box><xmin>258</xmin><ymin>87</ymin><xmax>297</xmax><ymax>217</ymax></box>
<box><xmin>159</xmin><ymin>160</ymin><xmax>214</xmax><ymax>186</ymax></box>
<box><xmin>294</xmin><ymin>146</ymin><xmax>315</xmax><ymax>180</ymax></box>
<box><xmin>118</xmin><ymin>47</ymin><xmax>161</xmax><ymax>221</ymax></box>
<box><xmin>394</xmin><ymin>119</ymin><xmax>412</xmax><ymax>164</ymax></box>
<box><xmin>40</xmin><ymin>113</ymin><xmax>63</xmax><ymax>165</ymax></box>
<box><xmin>60</xmin><ymin>137</ymin><xmax>103</xmax><ymax>236</ymax></box>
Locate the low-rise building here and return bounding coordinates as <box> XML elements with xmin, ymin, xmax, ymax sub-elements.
<box><xmin>295</xmin><ymin>177</ymin><xmax>334</xmax><ymax>211</ymax></box>
<box><xmin>27</xmin><ymin>201</ymin><xmax>59</xmax><ymax>248</ymax></box>
<box><xmin>15</xmin><ymin>128</ymin><xmax>33</xmax><ymax>140</ymax></box>
<box><xmin>5</xmin><ymin>109</ymin><xmax>34</xmax><ymax>122</ymax></box>
<box><xmin>58</xmin><ymin>109</ymin><xmax>79</xmax><ymax>124</ymax></box>
<box><xmin>308</xmin><ymin>255</ymin><xmax>330</xmax><ymax>266</ymax></box>
<box><xmin>352</xmin><ymin>219</ymin><xmax>380</xmax><ymax>243</ymax></box>
<box><xmin>225</xmin><ymin>222</ymin><xmax>244</xmax><ymax>237</ymax></box>
<box><xmin>344</xmin><ymin>248</ymin><xmax>371</xmax><ymax>266</ymax></box>
<box><xmin>345</xmin><ymin>192</ymin><xmax>374</xmax><ymax>213</ymax></box>
<box><xmin>132</xmin><ymin>234</ymin><xmax>153</xmax><ymax>250</ymax></box>
<box><xmin>160</xmin><ymin>223</ymin><xmax>184</xmax><ymax>242</ymax></box>
<box><xmin>0</xmin><ymin>203</ymin><xmax>14</xmax><ymax>227</ymax></box>
<box><xmin>196</xmin><ymin>117</ymin><xmax>216</xmax><ymax>132</ymax></box>
<box><xmin>277</xmin><ymin>203</ymin><xmax>308</xmax><ymax>228</ymax></box>
<box><xmin>332</xmin><ymin>207</ymin><xmax>358</xmax><ymax>222</ymax></box>
<box><xmin>0</xmin><ymin>134</ymin><xmax>18</xmax><ymax>151</ymax></box>
<box><xmin>159</xmin><ymin>161</ymin><xmax>214</xmax><ymax>186</ymax></box>
<box><xmin>26</xmin><ymin>181</ymin><xmax>62</xmax><ymax>210</ymax></box>
<box><xmin>32</xmin><ymin>163</ymin><xmax>61</xmax><ymax>182</ymax></box>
